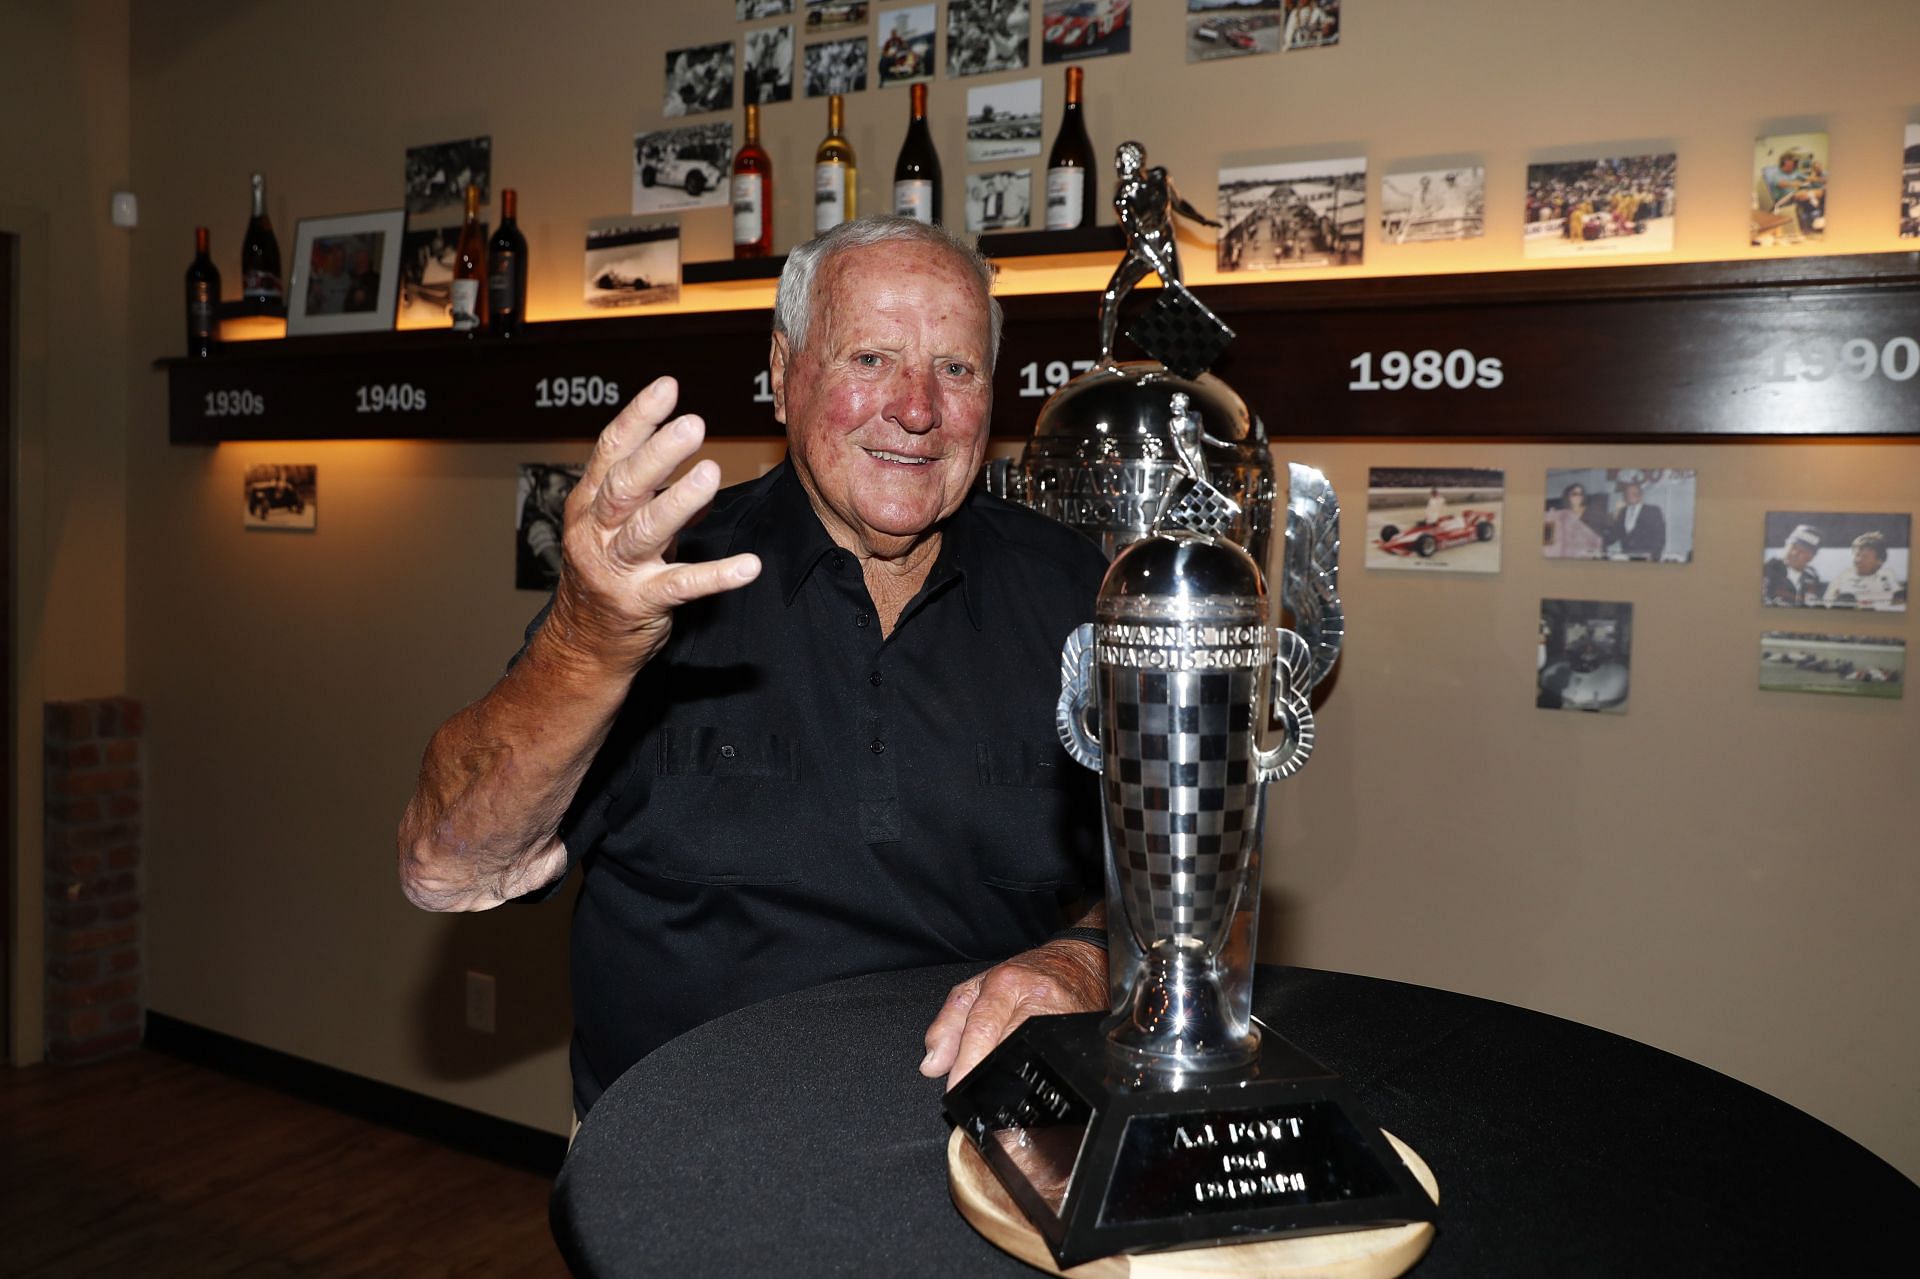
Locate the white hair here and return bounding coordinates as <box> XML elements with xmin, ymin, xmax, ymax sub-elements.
<box><xmin>773</xmin><ymin>216</ymin><xmax>1002</xmax><ymax>366</ymax></box>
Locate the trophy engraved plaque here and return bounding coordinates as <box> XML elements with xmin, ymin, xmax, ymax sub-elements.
<box><xmin>950</xmin><ymin>146</ymin><xmax>1429</xmax><ymax>1271</ymax></box>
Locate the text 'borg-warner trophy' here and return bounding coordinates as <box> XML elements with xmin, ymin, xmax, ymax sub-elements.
<box><xmin>949</xmin><ymin>142</ymin><xmax>1432</xmax><ymax>1270</ymax></box>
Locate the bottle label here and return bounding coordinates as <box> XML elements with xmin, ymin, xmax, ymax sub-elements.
<box><xmin>893</xmin><ymin>179</ymin><xmax>934</xmax><ymax>224</ymax></box>
<box><xmin>449</xmin><ymin>279</ymin><xmax>480</xmax><ymax>330</ymax></box>
<box><xmin>488</xmin><ymin>252</ymin><xmax>518</xmax><ymax>313</ymax></box>
<box><xmin>814</xmin><ymin>163</ymin><xmax>847</xmax><ymax>234</ymax></box>
<box><xmin>242</xmin><ymin>271</ymin><xmax>284</xmax><ymax>303</ymax></box>
<box><xmin>188</xmin><ymin>287</ymin><xmax>216</xmax><ymax>335</ymax></box>
<box><xmin>1046</xmin><ymin>168</ymin><xmax>1085</xmax><ymax>231</ymax></box>
<box><xmin>733</xmin><ymin>174</ymin><xmax>765</xmax><ymax>246</ymax></box>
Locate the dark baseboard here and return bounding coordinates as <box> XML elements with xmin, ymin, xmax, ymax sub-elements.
<box><xmin>144</xmin><ymin>1011</ymin><xmax>566</xmax><ymax>1177</ymax></box>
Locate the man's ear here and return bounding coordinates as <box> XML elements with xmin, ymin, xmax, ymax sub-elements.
<box><xmin>768</xmin><ymin>334</ymin><xmax>790</xmax><ymax>425</ymax></box>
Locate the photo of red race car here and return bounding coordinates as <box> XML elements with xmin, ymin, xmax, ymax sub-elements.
<box><xmin>1046</xmin><ymin>0</ymin><xmax>1130</xmax><ymax>52</ymax></box>
<box><xmin>1376</xmin><ymin>509</ymin><xmax>1497</xmax><ymax>558</ymax></box>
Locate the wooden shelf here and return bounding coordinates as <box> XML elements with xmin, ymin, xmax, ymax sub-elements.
<box><xmin>161</xmin><ymin>252</ymin><xmax>1920</xmax><ymax>444</ymax></box>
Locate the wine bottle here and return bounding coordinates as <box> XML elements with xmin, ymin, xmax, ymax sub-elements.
<box><xmin>486</xmin><ymin>188</ymin><xmax>528</xmax><ymax>338</ymax></box>
<box><xmin>1045</xmin><ymin>65</ymin><xmax>1095</xmax><ymax>232</ymax></box>
<box><xmin>241</xmin><ymin>173</ymin><xmax>284</xmax><ymax>306</ymax></box>
<box><xmin>893</xmin><ymin>83</ymin><xmax>942</xmax><ymax>226</ymax></box>
<box><xmin>814</xmin><ymin>94</ymin><xmax>857</xmax><ymax>235</ymax></box>
<box><xmin>450</xmin><ymin>183</ymin><xmax>486</xmax><ymax>333</ymax></box>
<box><xmin>185</xmin><ymin>226</ymin><xmax>220</xmax><ymax>358</ymax></box>
<box><xmin>733</xmin><ymin>103</ymin><xmax>774</xmax><ymax>258</ymax></box>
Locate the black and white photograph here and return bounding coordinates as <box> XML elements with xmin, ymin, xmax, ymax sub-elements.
<box><xmin>965</xmin><ymin>168</ymin><xmax>1032</xmax><ymax>232</ymax></box>
<box><xmin>397</xmin><ymin>223</ymin><xmax>474</xmax><ymax>319</ymax></box>
<box><xmin>1365</xmin><ymin>467</ymin><xmax>1504</xmax><ymax>573</ymax></box>
<box><xmin>664</xmin><ymin>41</ymin><xmax>736</xmax><ymax>117</ymax></box>
<box><xmin>1752</xmin><ymin>132</ymin><xmax>1827</xmax><ymax>246</ymax></box>
<box><xmin>1537</xmin><ymin>599</ymin><xmax>1632</xmax><ymax>714</ymax></box>
<box><xmin>286</xmin><ymin>209</ymin><xmax>407</xmax><ymax>336</ymax></box>
<box><xmin>404</xmin><ymin>137</ymin><xmax>491</xmax><ymax>217</ymax></box>
<box><xmin>517</xmin><ymin>463</ymin><xmax>584</xmax><ymax>591</ymax></box>
<box><xmin>806</xmin><ymin>0</ymin><xmax>869</xmax><ymax>32</ymax></box>
<box><xmin>1283</xmin><ymin>0</ymin><xmax>1339</xmax><ymax>49</ymax></box>
<box><xmin>1380</xmin><ymin>166</ymin><xmax>1485</xmax><ymax>243</ymax></box>
<box><xmin>738</xmin><ymin>0</ymin><xmax>792</xmax><ymax>18</ymax></box>
<box><xmin>1524</xmin><ymin>153</ymin><xmax>1677</xmax><ymax>258</ymax></box>
<box><xmin>966</xmin><ymin>78</ymin><xmax>1042</xmax><ymax>162</ymax></box>
<box><xmin>1187</xmin><ymin>0</ymin><xmax>1281</xmax><ymax>63</ymax></box>
<box><xmin>633</xmin><ymin>123</ymin><xmax>734</xmax><ymax>214</ymax></box>
<box><xmin>1900</xmin><ymin>124</ymin><xmax>1919</xmax><ymax>238</ymax></box>
<box><xmin>744</xmin><ymin>25</ymin><xmax>796</xmax><ymax>102</ymax></box>
<box><xmin>877</xmin><ymin>4</ymin><xmax>937</xmax><ymax>86</ymax></box>
<box><xmin>1042</xmin><ymin>0</ymin><xmax>1131</xmax><ymax>63</ymax></box>
<box><xmin>1217</xmin><ymin>157</ymin><xmax>1366</xmax><ymax>271</ymax></box>
<box><xmin>585</xmin><ymin>218</ymin><xmax>681</xmax><ymax>308</ymax></box>
<box><xmin>948</xmin><ymin>0</ymin><xmax>1031</xmax><ymax>77</ymax></box>
<box><xmin>243</xmin><ymin>463</ymin><xmax>317</xmax><ymax>532</ymax></box>
<box><xmin>1543</xmin><ymin>468</ymin><xmax>1697</xmax><ymax>563</ymax></box>
<box><xmin>805</xmin><ymin>36</ymin><xmax>869</xmax><ymax>96</ymax></box>
<box><xmin>1761</xmin><ymin>633</ymin><xmax>1905</xmax><ymax>700</ymax></box>
<box><xmin>1762</xmin><ymin>512</ymin><xmax>1909</xmax><ymax>612</ymax></box>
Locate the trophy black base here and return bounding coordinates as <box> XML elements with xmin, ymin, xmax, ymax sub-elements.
<box><xmin>943</xmin><ymin>1013</ymin><xmax>1435</xmax><ymax>1270</ymax></box>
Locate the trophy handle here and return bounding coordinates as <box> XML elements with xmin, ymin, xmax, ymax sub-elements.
<box><xmin>1283</xmin><ymin>462</ymin><xmax>1345</xmax><ymax>693</ymax></box>
<box><xmin>1254</xmin><ymin>628</ymin><xmax>1317</xmax><ymax>783</ymax></box>
<box><xmin>1056</xmin><ymin>623</ymin><xmax>1102</xmax><ymax>770</ymax></box>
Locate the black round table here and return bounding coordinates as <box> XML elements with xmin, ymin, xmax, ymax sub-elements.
<box><xmin>552</xmin><ymin>963</ymin><xmax>1918</xmax><ymax>1277</ymax></box>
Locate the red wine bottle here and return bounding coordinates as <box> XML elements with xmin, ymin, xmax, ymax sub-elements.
<box><xmin>733</xmin><ymin>103</ymin><xmax>774</xmax><ymax>258</ymax></box>
<box><xmin>1046</xmin><ymin>66</ymin><xmax>1095</xmax><ymax>231</ymax></box>
<box><xmin>893</xmin><ymin>83</ymin><xmax>942</xmax><ymax>226</ymax></box>
<box><xmin>185</xmin><ymin>226</ymin><xmax>220</xmax><ymax>358</ymax></box>
<box><xmin>487</xmin><ymin>188</ymin><xmax>527</xmax><ymax>337</ymax></box>
<box><xmin>450</xmin><ymin>183</ymin><xmax>486</xmax><ymax>333</ymax></box>
<box><xmin>241</xmin><ymin>173</ymin><xmax>284</xmax><ymax>305</ymax></box>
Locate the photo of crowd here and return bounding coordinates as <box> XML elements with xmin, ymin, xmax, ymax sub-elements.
<box><xmin>1543</xmin><ymin>468</ymin><xmax>1696</xmax><ymax>563</ymax></box>
<box><xmin>1761</xmin><ymin>633</ymin><xmax>1905</xmax><ymax>700</ymax></box>
<box><xmin>949</xmin><ymin>0</ymin><xmax>1031</xmax><ymax>76</ymax></box>
<box><xmin>1537</xmin><ymin>599</ymin><xmax>1633</xmax><ymax>714</ymax></box>
<box><xmin>1524</xmin><ymin>153</ymin><xmax>1676</xmax><ymax>258</ymax></box>
<box><xmin>805</xmin><ymin>36</ymin><xmax>868</xmax><ymax>96</ymax></box>
<box><xmin>1762</xmin><ymin>512</ymin><xmax>1909</xmax><ymax>612</ymax></box>
<box><xmin>744</xmin><ymin>26</ymin><xmax>795</xmax><ymax>103</ymax></box>
<box><xmin>1380</xmin><ymin>166</ymin><xmax>1484</xmax><ymax>243</ymax></box>
<box><xmin>663</xmin><ymin>41</ymin><xmax>735</xmax><ymax>117</ymax></box>
<box><xmin>1217</xmin><ymin>157</ymin><xmax>1366</xmax><ymax>271</ymax></box>
<box><xmin>404</xmin><ymin>137</ymin><xmax>490</xmax><ymax>217</ymax></box>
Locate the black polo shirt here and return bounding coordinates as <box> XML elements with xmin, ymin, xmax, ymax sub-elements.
<box><xmin>522</xmin><ymin>460</ymin><xmax>1110</xmax><ymax>1115</ymax></box>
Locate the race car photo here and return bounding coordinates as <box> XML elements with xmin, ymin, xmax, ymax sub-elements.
<box><xmin>1376</xmin><ymin>509</ymin><xmax>1497</xmax><ymax>558</ymax></box>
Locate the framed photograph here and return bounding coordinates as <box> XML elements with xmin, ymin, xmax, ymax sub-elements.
<box><xmin>1762</xmin><ymin>512</ymin><xmax>1909</xmax><ymax>611</ymax></box>
<box><xmin>517</xmin><ymin>463</ymin><xmax>585</xmax><ymax>591</ymax></box>
<box><xmin>805</xmin><ymin>36</ymin><xmax>869</xmax><ymax>96</ymax></box>
<box><xmin>286</xmin><ymin>209</ymin><xmax>406</xmax><ymax>336</ymax></box>
<box><xmin>949</xmin><ymin>0</ymin><xmax>1031</xmax><ymax>77</ymax></box>
<box><xmin>966</xmin><ymin>78</ymin><xmax>1042</xmax><ymax>162</ymax></box>
<box><xmin>1537</xmin><ymin>599</ymin><xmax>1632</xmax><ymax>714</ymax></box>
<box><xmin>404</xmin><ymin>137</ymin><xmax>490</xmax><ymax>217</ymax></box>
<box><xmin>665</xmin><ymin>41</ymin><xmax>735</xmax><ymax>116</ymax></box>
<box><xmin>1753</xmin><ymin>133</ymin><xmax>1827</xmax><ymax>246</ymax></box>
<box><xmin>397</xmin><ymin>222</ymin><xmax>476</xmax><ymax>320</ymax></box>
<box><xmin>1524</xmin><ymin>154</ymin><xmax>1676</xmax><ymax>258</ymax></box>
<box><xmin>1365</xmin><ymin>467</ymin><xmax>1504</xmax><ymax>573</ymax></box>
<box><xmin>585</xmin><ymin>218</ymin><xmax>681</xmax><ymax>309</ymax></box>
<box><xmin>1381</xmin><ymin>166</ymin><xmax>1485</xmax><ymax>244</ymax></box>
<box><xmin>1543</xmin><ymin>468</ymin><xmax>1697</xmax><ymax>563</ymax></box>
<box><xmin>1284</xmin><ymin>0</ymin><xmax>1338</xmax><ymax>50</ymax></box>
<box><xmin>243</xmin><ymin>464</ymin><xmax>317</xmax><ymax>532</ymax></box>
<box><xmin>633</xmin><ymin>123</ymin><xmax>734</xmax><ymax>214</ymax></box>
<box><xmin>806</xmin><ymin>0</ymin><xmax>868</xmax><ymax>31</ymax></box>
<box><xmin>1762</xmin><ymin>633</ymin><xmax>1905</xmax><ymax>700</ymax></box>
<box><xmin>1187</xmin><ymin>1</ymin><xmax>1281</xmax><ymax>63</ymax></box>
<box><xmin>966</xmin><ymin>169</ymin><xmax>1033</xmax><ymax>232</ymax></box>
<box><xmin>1043</xmin><ymin>0</ymin><xmax>1131</xmax><ymax>63</ymax></box>
<box><xmin>745</xmin><ymin>25</ymin><xmax>796</xmax><ymax>103</ymax></box>
<box><xmin>877</xmin><ymin>5</ymin><xmax>937</xmax><ymax>86</ymax></box>
<box><xmin>1902</xmin><ymin>125</ymin><xmax>1920</xmax><ymax>239</ymax></box>
<box><xmin>1217</xmin><ymin>157</ymin><xmax>1366</xmax><ymax>271</ymax></box>
<box><xmin>738</xmin><ymin>0</ymin><xmax>793</xmax><ymax>17</ymax></box>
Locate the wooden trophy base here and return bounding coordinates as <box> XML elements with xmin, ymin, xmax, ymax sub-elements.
<box><xmin>948</xmin><ymin>1128</ymin><xmax>1438</xmax><ymax>1279</ymax></box>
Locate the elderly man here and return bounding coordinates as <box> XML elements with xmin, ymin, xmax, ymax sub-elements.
<box><xmin>1762</xmin><ymin>524</ymin><xmax>1825</xmax><ymax>606</ymax></box>
<box><xmin>398</xmin><ymin>218</ymin><xmax>1110</xmax><ymax>1118</ymax></box>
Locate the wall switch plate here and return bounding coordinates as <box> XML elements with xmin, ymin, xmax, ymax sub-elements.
<box><xmin>465</xmin><ymin>970</ymin><xmax>496</xmax><ymax>1034</ymax></box>
<box><xmin>110</xmin><ymin>191</ymin><xmax>139</xmax><ymax>228</ymax></box>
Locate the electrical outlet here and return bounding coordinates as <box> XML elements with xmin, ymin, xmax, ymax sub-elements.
<box><xmin>465</xmin><ymin>970</ymin><xmax>496</xmax><ymax>1034</ymax></box>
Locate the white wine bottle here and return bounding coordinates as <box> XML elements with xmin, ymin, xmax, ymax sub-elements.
<box><xmin>814</xmin><ymin>94</ymin><xmax>857</xmax><ymax>234</ymax></box>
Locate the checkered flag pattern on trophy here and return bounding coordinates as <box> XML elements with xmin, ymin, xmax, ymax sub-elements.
<box><xmin>1124</xmin><ymin>281</ymin><xmax>1236</xmax><ymax>380</ymax></box>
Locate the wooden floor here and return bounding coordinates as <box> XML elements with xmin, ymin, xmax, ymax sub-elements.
<box><xmin>0</xmin><ymin>1049</ymin><xmax>566</xmax><ymax>1277</ymax></box>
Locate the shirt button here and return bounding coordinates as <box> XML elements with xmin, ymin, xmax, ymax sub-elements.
<box><xmin>869</xmin><ymin>738</ymin><xmax>886</xmax><ymax>755</ymax></box>
<box><xmin>855</xmin><ymin>611</ymin><xmax>871</xmax><ymax>628</ymax></box>
<box><xmin>868</xmin><ymin>671</ymin><xmax>883</xmax><ymax>686</ymax></box>
<box><xmin>719</xmin><ymin>745</ymin><xmax>736</xmax><ymax>759</ymax></box>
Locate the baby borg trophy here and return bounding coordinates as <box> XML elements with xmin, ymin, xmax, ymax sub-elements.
<box><xmin>948</xmin><ymin>144</ymin><xmax>1435</xmax><ymax>1272</ymax></box>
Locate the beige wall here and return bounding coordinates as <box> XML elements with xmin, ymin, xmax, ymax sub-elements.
<box><xmin>105</xmin><ymin>0</ymin><xmax>1920</xmax><ymax>1174</ymax></box>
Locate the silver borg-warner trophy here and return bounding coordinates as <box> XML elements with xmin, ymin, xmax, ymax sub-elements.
<box><xmin>949</xmin><ymin>144</ymin><xmax>1431</xmax><ymax>1270</ymax></box>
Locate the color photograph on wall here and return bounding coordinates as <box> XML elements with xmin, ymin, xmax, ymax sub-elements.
<box><xmin>1761</xmin><ymin>633</ymin><xmax>1904</xmax><ymax>699</ymax></box>
<box><xmin>1365</xmin><ymin>467</ymin><xmax>1504</xmax><ymax>573</ymax></box>
<box><xmin>1042</xmin><ymin>0</ymin><xmax>1131</xmax><ymax>63</ymax></box>
<box><xmin>806</xmin><ymin>0</ymin><xmax>868</xmax><ymax>32</ymax></box>
<box><xmin>584</xmin><ymin>218</ymin><xmax>681</xmax><ymax>308</ymax></box>
<box><xmin>1283</xmin><ymin>0</ymin><xmax>1339</xmax><ymax>49</ymax></box>
<box><xmin>404</xmin><ymin>137</ymin><xmax>490</xmax><ymax>217</ymax></box>
<box><xmin>1538</xmin><ymin>599</ymin><xmax>1632</xmax><ymax>713</ymax></box>
<box><xmin>663</xmin><ymin>41</ymin><xmax>735</xmax><ymax>117</ymax></box>
<box><xmin>517</xmin><ymin>463</ymin><xmax>584</xmax><ymax>591</ymax></box>
<box><xmin>1380</xmin><ymin>166</ymin><xmax>1485</xmax><ymax>243</ymax></box>
<box><xmin>243</xmin><ymin>464</ymin><xmax>317</xmax><ymax>532</ymax></box>
<box><xmin>1543</xmin><ymin>468</ymin><xmax>1696</xmax><ymax>563</ymax></box>
<box><xmin>966</xmin><ymin>169</ymin><xmax>1032</xmax><ymax>231</ymax></box>
<box><xmin>744</xmin><ymin>25</ymin><xmax>796</xmax><ymax>103</ymax></box>
<box><xmin>1762</xmin><ymin>512</ymin><xmax>1909</xmax><ymax>611</ymax></box>
<box><xmin>805</xmin><ymin>35</ymin><xmax>869</xmax><ymax>96</ymax></box>
<box><xmin>1752</xmin><ymin>133</ymin><xmax>1827</xmax><ymax>246</ymax></box>
<box><xmin>949</xmin><ymin>0</ymin><xmax>1031</xmax><ymax>76</ymax></box>
<box><xmin>633</xmin><ymin>123</ymin><xmax>733</xmax><ymax>213</ymax></box>
<box><xmin>1187</xmin><ymin>1</ymin><xmax>1281</xmax><ymax>62</ymax></box>
<box><xmin>1523</xmin><ymin>153</ymin><xmax>1676</xmax><ymax>258</ymax></box>
<box><xmin>1217</xmin><ymin>156</ymin><xmax>1366</xmax><ymax>271</ymax></box>
<box><xmin>966</xmin><ymin>78</ymin><xmax>1042</xmax><ymax>161</ymax></box>
<box><xmin>876</xmin><ymin>5</ymin><xmax>937</xmax><ymax>85</ymax></box>
<box><xmin>1900</xmin><ymin>124</ymin><xmax>1920</xmax><ymax>238</ymax></box>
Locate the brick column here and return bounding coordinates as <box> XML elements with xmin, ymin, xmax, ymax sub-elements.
<box><xmin>43</xmin><ymin>697</ymin><xmax>145</xmax><ymax>1062</ymax></box>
